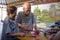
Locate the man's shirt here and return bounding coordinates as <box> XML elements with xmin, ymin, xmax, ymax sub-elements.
<box><xmin>16</xmin><ymin>12</ymin><xmax>36</xmax><ymax>34</ymax></box>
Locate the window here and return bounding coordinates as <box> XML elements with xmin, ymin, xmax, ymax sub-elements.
<box><xmin>0</xmin><ymin>5</ymin><xmax>7</xmax><ymax>22</ymax></box>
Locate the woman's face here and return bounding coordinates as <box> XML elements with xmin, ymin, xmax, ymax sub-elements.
<box><xmin>10</xmin><ymin>10</ymin><xmax>17</xmax><ymax>19</ymax></box>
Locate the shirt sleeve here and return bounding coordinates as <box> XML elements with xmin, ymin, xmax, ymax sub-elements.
<box><xmin>32</xmin><ymin>13</ymin><xmax>36</xmax><ymax>26</ymax></box>
<box><xmin>5</xmin><ymin>24</ymin><xmax>12</xmax><ymax>34</ymax></box>
<box><xmin>16</xmin><ymin>12</ymin><xmax>22</xmax><ymax>24</ymax></box>
<box><xmin>3</xmin><ymin>21</ymin><xmax>12</xmax><ymax>34</ymax></box>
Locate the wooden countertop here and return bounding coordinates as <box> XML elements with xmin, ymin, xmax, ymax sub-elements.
<box><xmin>18</xmin><ymin>33</ymin><xmax>48</xmax><ymax>40</ymax></box>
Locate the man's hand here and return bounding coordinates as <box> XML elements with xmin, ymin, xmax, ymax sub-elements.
<box><xmin>6</xmin><ymin>33</ymin><xmax>25</xmax><ymax>37</ymax></box>
<box><xmin>33</xmin><ymin>25</ymin><xmax>37</xmax><ymax>31</ymax></box>
<box><xmin>35</xmin><ymin>30</ymin><xmax>40</xmax><ymax>33</ymax></box>
<box><xmin>19</xmin><ymin>24</ymin><xmax>31</xmax><ymax>31</ymax></box>
<box><xmin>16</xmin><ymin>33</ymin><xmax>25</xmax><ymax>37</ymax></box>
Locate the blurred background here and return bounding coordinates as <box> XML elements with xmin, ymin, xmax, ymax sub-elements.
<box><xmin>0</xmin><ymin>0</ymin><xmax>60</xmax><ymax>40</ymax></box>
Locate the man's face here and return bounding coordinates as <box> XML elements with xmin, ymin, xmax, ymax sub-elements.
<box><xmin>23</xmin><ymin>5</ymin><xmax>31</xmax><ymax>16</ymax></box>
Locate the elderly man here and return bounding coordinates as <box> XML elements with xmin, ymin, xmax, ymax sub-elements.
<box><xmin>16</xmin><ymin>2</ymin><xmax>38</xmax><ymax>34</ymax></box>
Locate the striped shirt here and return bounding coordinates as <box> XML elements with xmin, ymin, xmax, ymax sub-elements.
<box><xmin>1</xmin><ymin>17</ymin><xmax>18</xmax><ymax>40</ymax></box>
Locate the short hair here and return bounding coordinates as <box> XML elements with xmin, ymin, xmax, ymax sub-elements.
<box><xmin>7</xmin><ymin>6</ymin><xmax>17</xmax><ymax>15</ymax></box>
<box><xmin>23</xmin><ymin>2</ymin><xmax>31</xmax><ymax>8</ymax></box>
